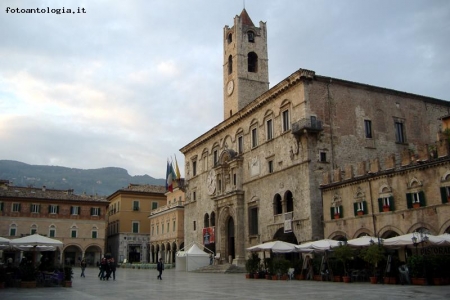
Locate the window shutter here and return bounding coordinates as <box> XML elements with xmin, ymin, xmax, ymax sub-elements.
<box><xmin>389</xmin><ymin>196</ymin><xmax>395</xmax><ymax>211</ymax></box>
<box><xmin>406</xmin><ymin>193</ymin><xmax>413</xmax><ymax>209</ymax></box>
<box><xmin>98</xmin><ymin>208</ymin><xmax>101</xmax><ymax>216</ymax></box>
<box><xmin>419</xmin><ymin>191</ymin><xmax>426</xmax><ymax>207</ymax></box>
<box><xmin>339</xmin><ymin>205</ymin><xmax>343</xmax><ymax>218</ymax></box>
<box><xmin>90</xmin><ymin>208</ymin><xmax>93</xmax><ymax>216</ymax></box>
<box><xmin>0</xmin><ymin>202</ymin><xmax>3</xmax><ymax>211</ymax></box>
<box><xmin>48</xmin><ymin>205</ymin><xmax>51</xmax><ymax>213</ymax></box>
<box><xmin>37</xmin><ymin>204</ymin><xmax>41</xmax><ymax>213</ymax></box>
<box><xmin>18</xmin><ymin>203</ymin><xmax>21</xmax><ymax>212</ymax></box>
<box><xmin>70</xmin><ymin>206</ymin><xmax>73</xmax><ymax>214</ymax></box>
<box><xmin>363</xmin><ymin>201</ymin><xmax>368</xmax><ymax>214</ymax></box>
<box><xmin>353</xmin><ymin>203</ymin><xmax>358</xmax><ymax>216</ymax></box>
<box><xmin>440</xmin><ymin>187</ymin><xmax>448</xmax><ymax>204</ymax></box>
<box><xmin>330</xmin><ymin>207</ymin><xmax>334</xmax><ymax>219</ymax></box>
<box><xmin>56</xmin><ymin>206</ymin><xmax>59</xmax><ymax>213</ymax></box>
<box><xmin>378</xmin><ymin>198</ymin><xmax>383</xmax><ymax>212</ymax></box>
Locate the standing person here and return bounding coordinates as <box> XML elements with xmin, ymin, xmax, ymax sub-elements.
<box><xmin>156</xmin><ymin>258</ymin><xmax>164</xmax><ymax>280</ymax></box>
<box><xmin>80</xmin><ymin>259</ymin><xmax>87</xmax><ymax>278</ymax></box>
<box><xmin>109</xmin><ymin>258</ymin><xmax>116</xmax><ymax>280</ymax></box>
<box><xmin>99</xmin><ymin>257</ymin><xmax>107</xmax><ymax>280</ymax></box>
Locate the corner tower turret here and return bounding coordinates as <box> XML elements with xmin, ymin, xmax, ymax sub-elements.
<box><xmin>223</xmin><ymin>9</ymin><xmax>269</xmax><ymax>120</ymax></box>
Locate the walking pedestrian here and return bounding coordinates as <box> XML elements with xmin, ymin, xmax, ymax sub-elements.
<box><xmin>110</xmin><ymin>258</ymin><xmax>116</xmax><ymax>280</ymax></box>
<box><xmin>80</xmin><ymin>259</ymin><xmax>87</xmax><ymax>278</ymax></box>
<box><xmin>157</xmin><ymin>258</ymin><xmax>164</xmax><ymax>280</ymax></box>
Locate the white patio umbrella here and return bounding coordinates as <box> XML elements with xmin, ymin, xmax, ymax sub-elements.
<box><xmin>0</xmin><ymin>236</ymin><xmax>11</xmax><ymax>250</ymax></box>
<box><xmin>295</xmin><ymin>239</ymin><xmax>341</xmax><ymax>253</ymax></box>
<box><xmin>346</xmin><ymin>236</ymin><xmax>383</xmax><ymax>247</ymax></box>
<box><xmin>435</xmin><ymin>233</ymin><xmax>450</xmax><ymax>245</ymax></box>
<box><xmin>383</xmin><ymin>233</ymin><xmax>443</xmax><ymax>248</ymax></box>
<box><xmin>247</xmin><ymin>240</ymin><xmax>297</xmax><ymax>253</ymax></box>
<box><xmin>10</xmin><ymin>233</ymin><xmax>63</xmax><ymax>249</ymax></box>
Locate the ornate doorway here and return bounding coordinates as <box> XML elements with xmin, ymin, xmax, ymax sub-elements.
<box><xmin>227</xmin><ymin>217</ymin><xmax>235</xmax><ymax>261</ymax></box>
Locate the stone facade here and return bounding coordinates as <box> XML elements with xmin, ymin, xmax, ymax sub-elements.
<box><xmin>148</xmin><ymin>181</ymin><xmax>185</xmax><ymax>264</ymax></box>
<box><xmin>180</xmin><ymin>9</ymin><xmax>450</xmax><ymax>266</ymax></box>
<box><xmin>0</xmin><ymin>181</ymin><xmax>108</xmax><ymax>266</ymax></box>
<box><xmin>321</xmin><ymin>137</ymin><xmax>450</xmax><ymax>241</ymax></box>
<box><xmin>106</xmin><ymin>184</ymin><xmax>166</xmax><ymax>263</ymax></box>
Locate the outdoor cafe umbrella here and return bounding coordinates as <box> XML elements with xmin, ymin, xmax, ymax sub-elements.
<box><xmin>0</xmin><ymin>236</ymin><xmax>11</xmax><ymax>250</ymax></box>
<box><xmin>295</xmin><ymin>239</ymin><xmax>341</xmax><ymax>253</ymax></box>
<box><xmin>346</xmin><ymin>236</ymin><xmax>383</xmax><ymax>248</ymax></box>
<box><xmin>383</xmin><ymin>233</ymin><xmax>444</xmax><ymax>248</ymax></box>
<box><xmin>247</xmin><ymin>240</ymin><xmax>297</xmax><ymax>253</ymax></box>
<box><xmin>10</xmin><ymin>234</ymin><xmax>63</xmax><ymax>264</ymax></box>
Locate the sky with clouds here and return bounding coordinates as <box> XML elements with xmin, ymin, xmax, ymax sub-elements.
<box><xmin>1</xmin><ymin>0</ymin><xmax>449</xmax><ymax>179</ymax></box>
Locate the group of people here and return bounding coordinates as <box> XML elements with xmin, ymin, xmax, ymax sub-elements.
<box><xmin>96</xmin><ymin>257</ymin><xmax>117</xmax><ymax>280</ymax></box>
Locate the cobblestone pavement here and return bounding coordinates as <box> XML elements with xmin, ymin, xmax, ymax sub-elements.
<box><xmin>1</xmin><ymin>267</ymin><xmax>449</xmax><ymax>300</ymax></box>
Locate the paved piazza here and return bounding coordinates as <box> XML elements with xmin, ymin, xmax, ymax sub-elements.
<box><xmin>1</xmin><ymin>267</ymin><xmax>449</xmax><ymax>300</ymax></box>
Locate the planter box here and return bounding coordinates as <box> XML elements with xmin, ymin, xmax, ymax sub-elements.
<box><xmin>63</xmin><ymin>281</ymin><xmax>72</xmax><ymax>287</ymax></box>
<box><xmin>271</xmin><ymin>275</ymin><xmax>278</xmax><ymax>280</ymax></box>
<box><xmin>369</xmin><ymin>277</ymin><xmax>377</xmax><ymax>284</ymax></box>
<box><xmin>334</xmin><ymin>214</ymin><xmax>340</xmax><ymax>220</ymax></box>
<box><xmin>296</xmin><ymin>274</ymin><xmax>305</xmax><ymax>280</ymax></box>
<box><xmin>383</xmin><ymin>277</ymin><xmax>397</xmax><ymax>284</ymax></box>
<box><xmin>413</xmin><ymin>202</ymin><xmax>420</xmax><ymax>209</ymax></box>
<box><xmin>333</xmin><ymin>275</ymin><xmax>341</xmax><ymax>282</ymax></box>
<box><xmin>313</xmin><ymin>275</ymin><xmax>322</xmax><ymax>281</ymax></box>
<box><xmin>342</xmin><ymin>276</ymin><xmax>351</xmax><ymax>283</ymax></box>
<box><xmin>20</xmin><ymin>281</ymin><xmax>37</xmax><ymax>288</ymax></box>
<box><xmin>383</xmin><ymin>206</ymin><xmax>390</xmax><ymax>212</ymax></box>
<box><xmin>411</xmin><ymin>277</ymin><xmax>427</xmax><ymax>285</ymax></box>
<box><xmin>357</xmin><ymin>211</ymin><xmax>364</xmax><ymax>216</ymax></box>
<box><xmin>432</xmin><ymin>278</ymin><xmax>444</xmax><ymax>286</ymax></box>
<box><xmin>265</xmin><ymin>275</ymin><xmax>271</xmax><ymax>280</ymax></box>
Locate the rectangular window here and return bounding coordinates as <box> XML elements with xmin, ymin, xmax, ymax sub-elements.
<box><xmin>173</xmin><ymin>221</ymin><xmax>176</xmax><ymax>232</ymax></box>
<box><xmin>238</xmin><ymin>135</ymin><xmax>243</xmax><ymax>154</ymax></box>
<box><xmin>162</xmin><ymin>224</ymin><xmax>164</xmax><ymax>233</ymax></box>
<box><xmin>266</xmin><ymin>119</ymin><xmax>273</xmax><ymax>140</ymax></box>
<box><xmin>132</xmin><ymin>222</ymin><xmax>139</xmax><ymax>233</ymax></box>
<box><xmin>412</xmin><ymin>192</ymin><xmax>420</xmax><ymax>203</ymax></box>
<box><xmin>233</xmin><ymin>173</ymin><xmax>237</xmax><ymax>186</ymax></box>
<box><xmin>92</xmin><ymin>231</ymin><xmax>98</xmax><ymax>239</ymax></box>
<box><xmin>152</xmin><ymin>226</ymin><xmax>154</xmax><ymax>236</ymax></box>
<box><xmin>71</xmin><ymin>206</ymin><xmax>80</xmax><ymax>215</ymax></box>
<box><xmin>365</xmin><ymin>120</ymin><xmax>372</xmax><ymax>138</ymax></box>
<box><xmin>0</xmin><ymin>202</ymin><xmax>3</xmax><ymax>212</ymax></box>
<box><xmin>12</xmin><ymin>203</ymin><xmax>20</xmax><ymax>212</ymax></box>
<box><xmin>282</xmin><ymin>109</ymin><xmax>290</xmax><ymax>132</ymax></box>
<box><xmin>167</xmin><ymin>222</ymin><xmax>169</xmax><ymax>233</ymax></box>
<box><xmin>91</xmin><ymin>207</ymin><xmax>100</xmax><ymax>216</ymax></box>
<box><xmin>193</xmin><ymin>221</ymin><xmax>196</xmax><ymax>231</ymax></box>
<box><xmin>31</xmin><ymin>228</ymin><xmax>37</xmax><ymax>235</ymax></box>
<box><xmin>395</xmin><ymin>120</ymin><xmax>406</xmax><ymax>143</ymax></box>
<box><xmin>251</xmin><ymin>127</ymin><xmax>258</xmax><ymax>148</ymax></box>
<box><xmin>10</xmin><ymin>227</ymin><xmax>16</xmax><ymax>236</ymax></box>
<box><xmin>31</xmin><ymin>204</ymin><xmax>40</xmax><ymax>213</ymax></box>
<box><xmin>192</xmin><ymin>160</ymin><xmax>197</xmax><ymax>176</ymax></box>
<box><xmin>319</xmin><ymin>151</ymin><xmax>327</xmax><ymax>162</ymax></box>
<box><xmin>156</xmin><ymin>225</ymin><xmax>159</xmax><ymax>235</ymax></box>
<box><xmin>49</xmin><ymin>229</ymin><xmax>55</xmax><ymax>238</ymax></box>
<box><xmin>133</xmin><ymin>201</ymin><xmax>139</xmax><ymax>211</ymax></box>
<box><xmin>71</xmin><ymin>230</ymin><xmax>77</xmax><ymax>238</ymax></box>
<box><xmin>152</xmin><ymin>202</ymin><xmax>158</xmax><ymax>210</ymax></box>
<box><xmin>268</xmin><ymin>160</ymin><xmax>274</xmax><ymax>173</ymax></box>
<box><xmin>49</xmin><ymin>205</ymin><xmax>58</xmax><ymax>214</ymax></box>
<box><xmin>249</xmin><ymin>207</ymin><xmax>258</xmax><ymax>235</ymax></box>
<box><xmin>193</xmin><ymin>191</ymin><xmax>196</xmax><ymax>201</ymax></box>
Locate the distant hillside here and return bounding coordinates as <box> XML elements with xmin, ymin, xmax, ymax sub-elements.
<box><xmin>0</xmin><ymin>160</ymin><xmax>165</xmax><ymax>196</ymax></box>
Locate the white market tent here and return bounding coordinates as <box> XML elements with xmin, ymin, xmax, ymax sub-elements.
<box><xmin>10</xmin><ymin>233</ymin><xmax>63</xmax><ymax>251</ymax></box>
<box><xmin>383</xmin><ymin>233</ymin><xmax>445</xmax><ymax>248</ymax></box>
<box><xmin>295</xmin><ymin>239</ymin><xmax>341</xmax><ymax>253</ymax></box>
<box><xmin>176</xmin><ymin>243</ymin><xmax>211</xmax><ymax>271</ymax></box>
<box><xmin>346</xmin><ymin>236</ymin><xmax>383</xmax><ymax>248</ymax></box>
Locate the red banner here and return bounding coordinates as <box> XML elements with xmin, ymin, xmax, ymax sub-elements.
<box><xmin>203</xmin><ymin>227</ymin><xmax>215</xmax><ymax>245</ymax></box>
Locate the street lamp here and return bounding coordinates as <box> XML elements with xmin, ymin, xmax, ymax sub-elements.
<box><xmin>411</xmin><ymin>230</ymin><xmax>429</xmax><ymax>284</ymax></box>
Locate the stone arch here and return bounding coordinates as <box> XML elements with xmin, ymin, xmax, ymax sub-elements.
<box><xmin>406</xmin><ymin>223</ymin><xmax>437</xmax><ymax>235</ymax></box>
<box><xmin>222</xmin><ymin>134</ymin><xmax>233</xmax><ymax>149</ymax></box>
<box><xmin>63</xmin><ymin>244</ymin><xmax>83</xmax><ymax>265</ymax></box>
<box><xmin>353</xmin><ymin>228</ymin><xmax>373</xmax><ymax>238</ymax></box>
<box><xmin>217</xmin><ymin>205</ymin><xmax>236</xmax><ymax>259</ymax></box>
<box><xmin>219</xmin><ymin>148</ymin><xmax>237</xmax><ymax>165</ymax></box>
<box><xmin>327</xmin><ymin>230</ymin><xmax>347</xmax><ymax>240</ymax></box>
<box><xmin>273</xmin><ymin>193</ymin><xmax>282</xmax><ymax>215</ymax></box>
<box><xmin>441</xmin><ymin>170</ymin><xmax>450</xmax><ymax>182</ymax></box>
<box><xmin>210</xmin><ymin>211</ymin><xmax>216</xmax><ymax>226</ymax></box>
<box><xmin>438</xmin><ymin>219</ymin><xmax>450</xmax><ymax>234</ymax></box>
<box><xmin>379</xmin><ymin>184</ymin><xmax>392</xmax><ymax>194</ymax></box>
<box><xmin>204</xmin><ymin>213</ymin><xmax>210</xmax><ymax>228</ymax></box>
<box><xmin>273</xmin><ymin>227</ymin><xmax>298</xmax><ymax>244</ymax></box>
<box><xmin>280</xmin><ymin>99</ymin><xmax>291</xmax><ymax>108</ymax></box>
<box><xmin>378</xmin><ymin>225</ymin><xmax>403</xmax><ymax>238</ymax></box>
<box><xmin>407</xmin><ymin>177</ymin><xmax>423</xmax><ymax>189</ymax></box>
<box><xmin>264</xmin><ymin>109</ymin><xmax>274</xmax><ymax>118</ymax></box>
<box><xmin>284</xmin><ymin>190</ymin><xmax>293</xmax><ymax>213</ymax></box>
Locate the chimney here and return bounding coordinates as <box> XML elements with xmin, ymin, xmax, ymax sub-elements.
<box><xmin>42</xmin><ymin>185</ymin><xmax>46</xmax><ymax>192</ymax></box>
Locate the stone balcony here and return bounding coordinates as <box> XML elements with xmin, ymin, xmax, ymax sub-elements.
<box><xmin>292</xmin><ymin>117</ymin><xmax>323</xmax><ymax>137</ymax></box>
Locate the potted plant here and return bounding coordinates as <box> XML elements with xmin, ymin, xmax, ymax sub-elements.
<box><xmin>264</xmin><ymin>258</ymin><xmax>273</xmax><ymax>279</ymax></box>
<box><xmin>382</xmin><ymin>205</ymin><xmax>390</xmax><ymax>212</ymax></box>
<box><xmin>245</xmin><ymin>252</ymin><xmax>260</xmax><ymax>279</ymax></box>
<box><xmin>333</xmin><ymin>243</ymin><xmax>353</xmax><ymax>283</ymax></box>
<box><xmin>19</xmin><ymin>262</ymin><xmax>38</xmax><ymax>288</ymax></box>
<box><xmin>63</xmin><ymin>265</ymin><xmax>73</xmax><ymax>287</ymax></box>
<box><xmin>408</xmin><ymin>255</ymin><xmax>426</xmax><ymax>285</ymax></box>
<box><xmin>360</xmin><ymin>243</ymin><xmax>385</xmax><ymax>284</ymax></box>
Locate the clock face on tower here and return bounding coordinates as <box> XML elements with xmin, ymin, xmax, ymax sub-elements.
<box><xmin>227</xmin><ymin>80</ymin><xmax>234</xmax><ymax>96</ymax></box>
<box><xmin>206</xmin><ymin>169</ymin><xmax>216</xmax><ymax>195</ymax></box>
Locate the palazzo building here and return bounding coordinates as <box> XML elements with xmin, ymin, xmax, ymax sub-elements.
<box><xmin>0</xmin><ymin>180</ymin><xmax>108</xmax><ymax>266</ymax></box>
<box><xmin>106</xmin><ymin>184</ymin><xmax>165</xmax><ymax>263</ymax></box>
<box><xmin>180</xmin><ymin>9</ymin><xmax>450</xmax><ymax>266</ymax></box>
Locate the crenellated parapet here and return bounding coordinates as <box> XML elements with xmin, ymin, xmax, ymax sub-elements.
<box><xmin>321</xmin><ymin>140</ymin><xmax>450</xmax><ymax>186</ymax></box>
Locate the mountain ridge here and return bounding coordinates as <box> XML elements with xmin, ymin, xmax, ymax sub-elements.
<box><xmin>0</xmin><ymin>160</ymin><xmax>166</xmax><ymax>196</ymax></box>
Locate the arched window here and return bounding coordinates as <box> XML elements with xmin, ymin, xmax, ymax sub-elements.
<box><xmin>228</xmin><ymin>55</ymin><xmax>233</xmax><ymax>74</ymax></box>
<box><xmin>227</xmin><ymin>33</ymin><xmax>232</xmax><ymax>44</ymax></box>
<box><xmin>248</xmin><ymin>52</ymin><xmax>257</xmax><ymax>72</ymax></box>
<box><xmin>210</xmin><ymin>211</ymin><xmax>216</xmax><ymax>227</ymax></box>
<box><xmin>285</xmin><ymin>191</ymin><xmax>293</xmax><ymax>213</ymax></box>
<box><xmin>273</xmin><ymin>194</ymin><xmax>282</xmax><ymax>215</ymax></box>
<box><xmin>204</xmin><ymin>213</ymin><xmax>210</xmax><ymax>228</ymax></box>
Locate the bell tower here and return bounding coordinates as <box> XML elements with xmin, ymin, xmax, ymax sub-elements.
<box><xmin>223</xmin><ymin>9</ymin><xmax>269</xmax><ymax>120</ymax></box>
